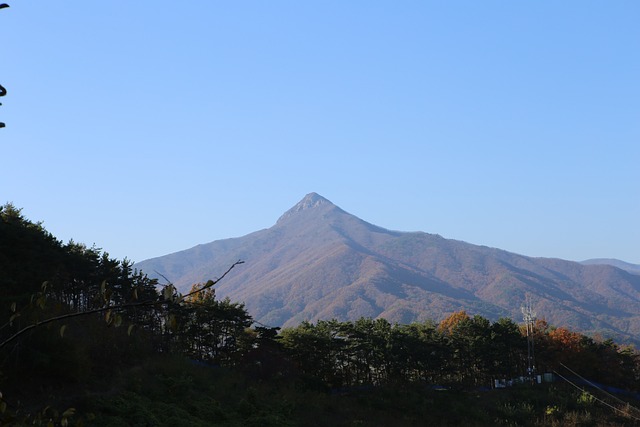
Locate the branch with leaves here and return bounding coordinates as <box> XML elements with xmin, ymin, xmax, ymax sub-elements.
<box><xmin>0</xmin><ymin>260</ymin><xmax>244</xmax><ymax>350</ymax></box>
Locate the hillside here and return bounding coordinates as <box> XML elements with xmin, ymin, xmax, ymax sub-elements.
<box><xmin>135</xmin><ymin>193</ymin><xmax>640</xmax><ymax>342</ymax></box>
<box><xmin>3</xmin><ymin>202</ymin><xmax>640</xmax><ymax>426</ymax></box>
<box><xmin>581</xmin><ymin>258</ymin><xmax>640</xmax><ymax>275</ymax></box>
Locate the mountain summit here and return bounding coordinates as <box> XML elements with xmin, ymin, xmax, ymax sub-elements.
<box><xmin>287</xmin><ymin>192</ymin><xmax>332</xmax><ymax>212</ymax></box>
<box><xmin>135</xmin><ymin>194</ymin><xmax>640</xmax><ymax>343</ymax></box>
<box><xmin>277</xmin><ymin>192</ymin><xmax>337</xmax><ymax>223</ymax></box>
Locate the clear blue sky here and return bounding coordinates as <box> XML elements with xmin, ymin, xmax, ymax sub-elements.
<box><xmin>2</xmin><ymin>2</ymin><xmax>639</xmax><ymax>264</ymax></box>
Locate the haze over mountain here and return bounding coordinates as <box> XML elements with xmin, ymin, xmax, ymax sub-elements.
<box><xmin>135</xmin><ymin>193</ymin><xmax>640</xmax><ymax>343</ymax></box>
<box><xmin>581</xmin><ymin>259</ymin><xmax>640</xmax><ymax>276</ymax></box>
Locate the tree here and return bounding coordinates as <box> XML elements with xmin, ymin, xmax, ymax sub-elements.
<box><xmin>446</xmin><ymin>315</ymin><xmax>492</xmax><ymax>385</ymax></box>
<box><xmin>0</xmin><ymin>205</ymin><xmax>248</xmax><ymax>424</ymax></box>
<box><xmin>280</xmin><ymin>320</ymin><xmax>345</xmax><ymax>388</ymax></box>
<box><xmin>489</xmin><ymin>317</ymin><xmax>526</xmax><ymax>379</ymax></box>
<box><xmin>0</xmin><ymin>203</ymin><xmax>67</xmax><ymax>303</ymax></box>
<box><xmin>176</xmin><ymin>282</ymin><xmax>253</xmax><ymax>365</ymax></box>
<box><xmin>389</xmin><ymin>321</ymin><xmax>447</xmax><ymax>384</ymax></box>
<box><xmin>438</xmin><ymin>310</ymin><xmax>469</xmax><ymax>335</ymax></box>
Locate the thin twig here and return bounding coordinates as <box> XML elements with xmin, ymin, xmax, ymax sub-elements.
<box><xmin>180</xmin><ymin>260</ymin><xmax>244</xmax><ymax>301</ymax></box>
<box><xmin>0</xmin><ymin>300</ymin><xmax>153</xmax><ymax>350</ymax></box>
<box><xmin>0</xmin><ymin>261</ymin><xmax>244</xmax><ymax>350</ymax></box>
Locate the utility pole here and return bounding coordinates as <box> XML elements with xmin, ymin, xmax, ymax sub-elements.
<box><xmin>521</xmin><ymin>297</ymin><xmax>536</xmax><ymax>381</ymax></box>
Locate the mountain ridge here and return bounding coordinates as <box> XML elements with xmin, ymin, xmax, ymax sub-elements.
<box><xmin>135</xmin><ymin>193</ymin><xmax>640</xmax><ymax>343</ymax></box>
<box><xmin>581</xmin><ymin>258</ymin><xmax>640</xmax><ymax>275</ymax></box>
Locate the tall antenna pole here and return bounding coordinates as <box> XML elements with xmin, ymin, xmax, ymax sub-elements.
<box><xmin>521</xmin><ymin>296</ymin><xmax>537</xmax><ymax>380</ymax></box>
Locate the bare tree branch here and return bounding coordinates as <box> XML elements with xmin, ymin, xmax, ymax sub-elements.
<box><xmin>180</xmin><ymin>260</ymin><xmax>244</xmax><ymax>301</ymax></box>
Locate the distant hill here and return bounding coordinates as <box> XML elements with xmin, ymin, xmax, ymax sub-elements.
<box><xmin>581</xmin><ymin>258</ymin><xmax>640</xmax><ymax>275</ymax></box>
<box><xmin>135</xmin><ymin>193</ymin><xmax>640</xmax><ymax>343</ymax></box>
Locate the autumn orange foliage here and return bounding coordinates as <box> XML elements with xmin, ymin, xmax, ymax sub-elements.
<box><xmin>438</xmin><ymin>310</ymin><xmax>469</xmax><ymax>335</ymax></box>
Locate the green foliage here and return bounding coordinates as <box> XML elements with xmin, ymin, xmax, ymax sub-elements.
<box><xmin>0</xmin><ymin>205</ymin><xmax>253</xmax><ymax>424</ymax></box>
<box><xmin>0</xmin><ymin>203</ymin><xmax>67</xmax><ymax>303</ymax></box>
<box><xmin>577</xmin><ymin>390</ymin><xmax>596</xmax><ymax>407</ymax></box>
<box><xmin>2</xmin><ymin>204</ymin><xmax>640</xmax><ymax>426</ymax></box>
<box><xmin>279</xmin><ymin>314</ymin><xmax>640</xmax><ymax>401</ymax></box>
<box><xmin>174</xmin><ymin>288</ymin><xmax>253</xmax><ymax>366</ymax></box>
<box><xmin>280</xmin><ymin>316</ymin><xmax>526</xmax><ymax>388</ymax></box>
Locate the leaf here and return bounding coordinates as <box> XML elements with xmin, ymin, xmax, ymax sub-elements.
<box><xmin>105</xmin><ymin>309</ymin><xmax>112</xmax><ymax>325</ymax></box>
<box><xmin>60</xmin><ymin>324</ymin><xmax>67</xmax><ymax>338</ymax></box>
<box><xmin>41</xmin><ymin>281</ymin><xmax>48</xmax><ymax>292</ymax></box>
<box><xmin>163</xmin><ymin>285</ymin><xmax>174</xmax><ymax>301</ymax></box>
<box><xmin>36</xmin><ymin>295</ymin><xmax>46</xmax><ymax>309</ymax></box>
<box><xmin>132</xmin><ymin>288</ymin><xmax>138</xmax><ymax>301</ymax></box>
<box><xmin>114</xmin><ymin>315</ymin><xmax>123</xmax><ymax>328</ymax></box>
<box><xmin>169</xmin><ymin>314</ymin><xmax>177</xmax><ymax>331</ymax></box>
<box><xmin>0</xmin><ymin>401</ymin><xmax>6</xmax><ymax>414</ymax></box>
<box><xmin>62</xmin><ymin>408</ymin><xmax>76</xmax><ymax>418</ymax></box>
<box><xmin>127</xmin><ymin>324</ymin><xmax>135</xmax><ymax>336</ymax></box>
<box><xmin>10</xmin><ymin>302</ymin><xmax>16</xmax><ymax>313</ymax></box>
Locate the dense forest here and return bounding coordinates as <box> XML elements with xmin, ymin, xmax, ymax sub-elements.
<box><xmin>1</xmin><ymin>203</ymin><xmax>640</xmax><ymax>426</ymax></box>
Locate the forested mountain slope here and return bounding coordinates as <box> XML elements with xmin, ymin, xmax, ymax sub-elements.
<box><xmin>136</xmin><ymin>193</ymin><xmax>640</xmax><ymax>343</ymax></box>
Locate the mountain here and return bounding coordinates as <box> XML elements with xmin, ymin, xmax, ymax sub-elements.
<box><xmin>581</xmin><ymin>259</ymin><xmax>640</xmax><ymax>275</ymax></box>
<box><xmin>135</xmin><ymin>193</ymin><xmax>640</xmax><ymax>343</ymax></box>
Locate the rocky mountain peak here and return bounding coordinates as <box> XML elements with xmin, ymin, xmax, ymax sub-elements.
<box><xmin>277</xmin><ymin>193</ymin><xmax>335</xmax><ymax>223</ymax></box>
